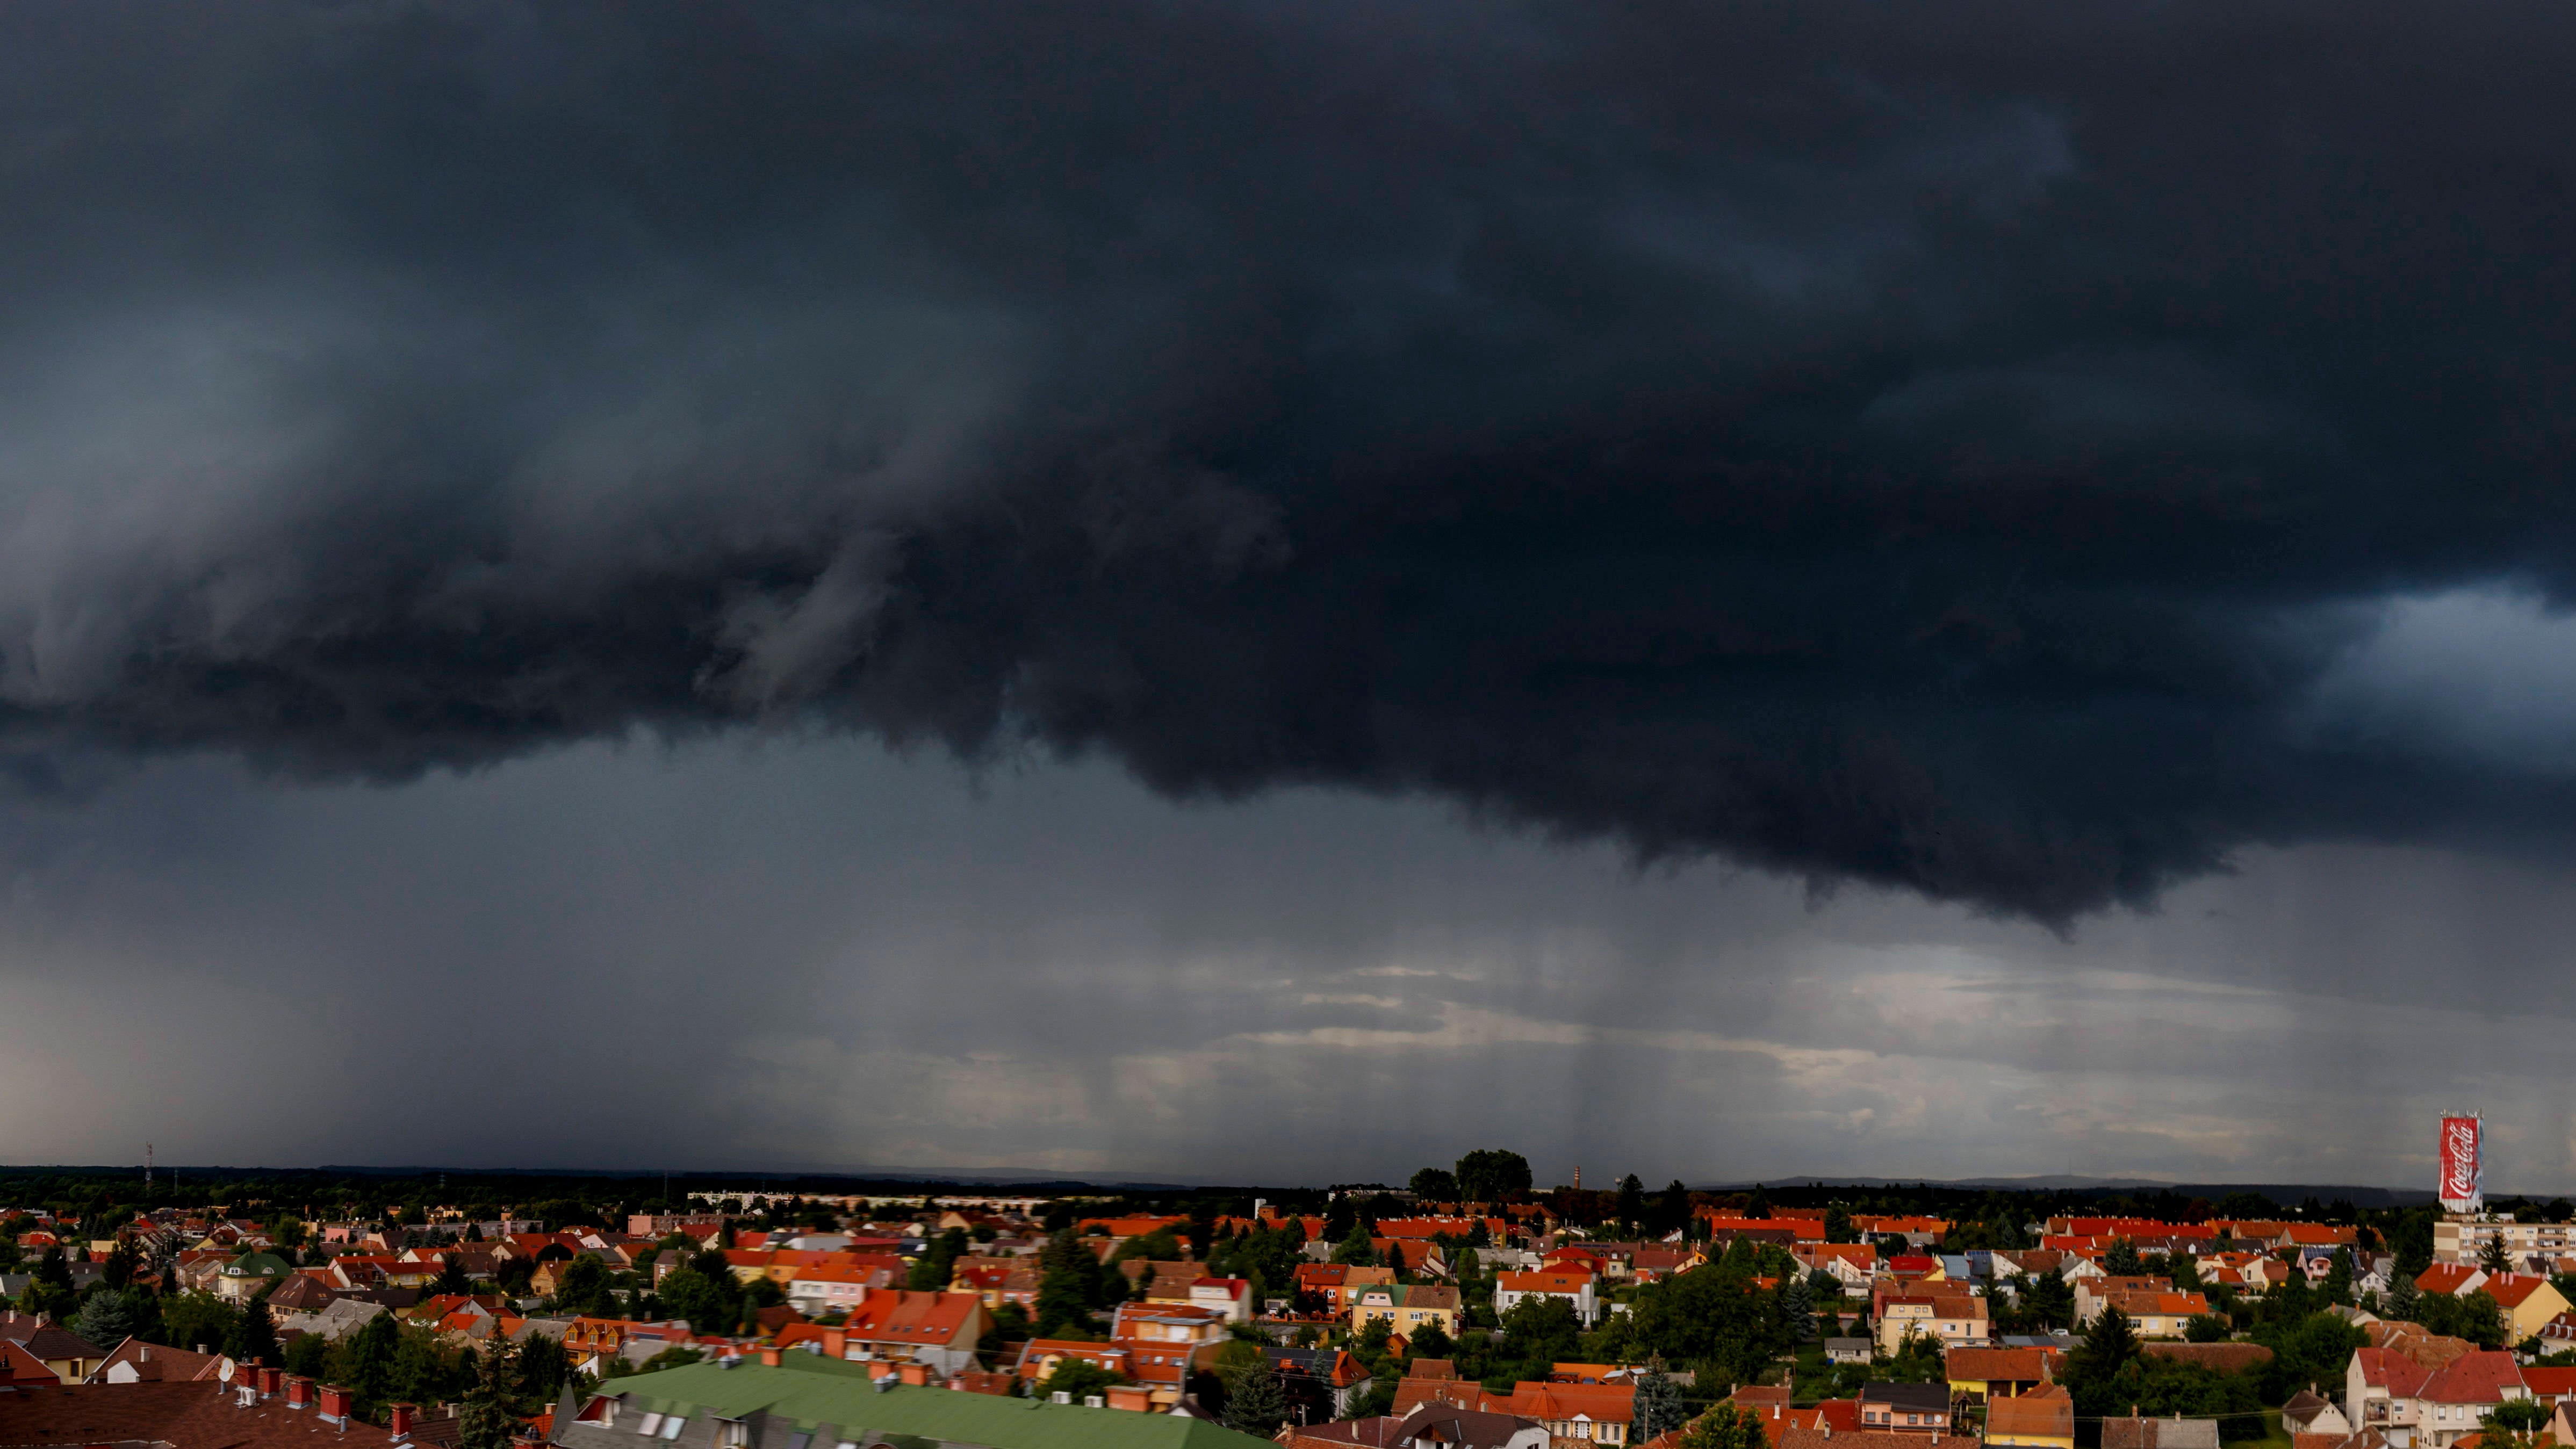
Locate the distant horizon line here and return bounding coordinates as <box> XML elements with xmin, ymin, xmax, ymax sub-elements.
<box><xmin>0</xmin><ymin>1161</ymin><xmax>2499</xmax><ymax>1202</ymax></box>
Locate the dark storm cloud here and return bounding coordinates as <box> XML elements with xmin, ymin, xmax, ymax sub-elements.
<box><xmin>4</xmin><ymin>0</ymin><xmax>2576</xmax><ymax>921</ymax></box>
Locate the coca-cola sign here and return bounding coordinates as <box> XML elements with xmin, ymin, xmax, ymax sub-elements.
<box><xmin>2440</xmin><ymin>1115</ymin><xmax>2483</xmax><ymax>1212</ymax></box>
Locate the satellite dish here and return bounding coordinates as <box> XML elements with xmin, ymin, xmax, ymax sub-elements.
<box><xmin>219</xmin><ymin>1359</ymin><xmax>235</xmax><ymax>1383</ymax></box>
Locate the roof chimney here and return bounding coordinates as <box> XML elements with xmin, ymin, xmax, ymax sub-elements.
<box><xmin>391</xmin><ymin>1402</ymin><xmax>417</xmax><ymax>1438</ymax></box>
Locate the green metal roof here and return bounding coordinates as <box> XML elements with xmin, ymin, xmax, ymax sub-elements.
<box><xmin>598</xmin><ymin>1354</ymin><xmax>1276</xmax><ymax>1449</ymax></box>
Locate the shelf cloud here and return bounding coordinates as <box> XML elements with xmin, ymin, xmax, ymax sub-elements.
<box><xmin>6</xmin><ymin>0</ymin><xmax>2576</xmax><ymax>924</ymax></box>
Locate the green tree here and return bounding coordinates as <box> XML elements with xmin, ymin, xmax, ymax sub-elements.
<box><xmin>73</xmin><ymin>1288</ymin><xmax>139</xmax><ymax>1345</ymax></box>
<box><xmin>1455</xmin><ymin>1151</ymin><xmax>1533</xmax><ymax>1205</ymax></box>
<box><xmin>1616</xmin><ymin>1177</ymin><xmax>1646</xmax><ymax>1234</ymax></box>
<box><xmin>458</xmin><ymin>1343</ymin><xmax>516</xmax><ymax>1449</ymax></box>
<box><xmin>19</xmin><ymin>1246</ymin><xmax>76</xmax><ymax>1320</ymax></box>
<box><xmin>1785</xmin><ymin>1274</ymin><xmax>1816</xmax><ymax>1341</ymax></box>
<box><xmin>1824</xmin><ymin>1205</ymin><xmax>1854</xmax><ymax>1244</ymax></box>
<box><xmin>435</xmin><ymin>1257</ymin><xmax>473</xmax><ymax>1297</ymax></box>
<box><xmin>909</xmin><ymin>1228</ymin><xmax>969</xmax><ymax>1292</ymax></box>
<box><xmin>344</xmin><ymin>1310</ymin><xmax>402</xmax><ymax>1417</ymax></box>
<box><xmin>1222</xmin><ymin>1356</ymin><xmax>1289</xmax><ymax>1436</ymax></box>
<box><xmin>2104</xmin><ymin>1238</ymin><xmax>2145</xmax><ymax>1276</ymax></box>
<box><xmin>1411</xmin><ymin>1168</ymin><xmax>1462</xmax><ymax>1204</ymax></box>
<box><xmin>657</xmin><ymin>1268</ymin><xmax>736</xmax><ymax>1335</ymax></box>
<box><xmin>2483</xmin><ymin>1234</ymin><xmax>2512</xmax><ymax>1274</ymax></box>
<box><xmin>158</xmin><ymin>1291</ymin><xmax>239</xmax><ymax>1353</ymax></box>
<box><xmin>102</xmin><ymin>1239</ymin><xmax>140</xmax><ymax>1292</ymax></box>
<box><xmin>1680</xmin><ymin>1404</ymin><xmax>1768</xmax><ymax>1449</ymax></box>
<box><xmin>1036</xmin><ymin>1230</ymin><xmax>1105</xmax><ymax>1337</ymax></box>
<box><xmin>2386</xmin><ymin>1273</ymin><xmax>2421</xmax><ymax>1324</ymax></box>
<box><xmin>2185</xmin><ymin>1314</ymin><xmax>2231</xmax><ymax>1342</ymax></box>
<box><xmin>2061</xmin><ymin>1302</ymin><xmax>2143</xmax><ymax>1389</ymax></box>
<box><xmin>2022</xmin><ymin>1271</ymin><xmax>2076</xmax><ymax>1330</ymax></box>
<box><xmin>2484</xmin><ymin>1398</ymin><xmax>2553</xmax><ymax>1446</ymax></box>
<box><xmin>228</xmin><ymin>1294</ymin><xmax>281</xmax><ymax>1366</ymax></box>
<box><xmin>1039</xmin><ymin>1358</ymin><xmax>1125</xmax><ymax>1401</ymax></box>
<box><xmin>517</xmin><ymin>1331</ymin><xmax>570</xmax><ymax>1403</ymax></box>
<box><xmin>1500</xmin><ymin>1294</ymin><xmax>1585</xmax><ymax>1368</ymax></box>
<box><xmin>284</xmin><ymin>1330</ymin><xmax>330</xmax><ymax>1379</ymax></box>
<box><xmin>1333</xmin><ymin>1221</ymin><xmax>1378</xmax><ymax>1267</ymax></box>
<box><xmin>2323</xmin><ymin>1249</ymin><xmax>2354</xmax><ymax>1304</ymax></box>
<box><xmin>551</xmin><ymin>1254</ymin><xmax>610</xmax><ymax>1317</ymax></box>
<box><xmin>1632</xmin><ymin>1357</ymin><xmax>1688</xmax><ymax>1441</ymax></box>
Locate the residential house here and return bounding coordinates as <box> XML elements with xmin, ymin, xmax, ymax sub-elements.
<box><xmin>263</xmin><ymin>1275</ymin><xmax>337</xmax><ymax>1316</ymax></box>
<box><xmin>1289</xmin><ymin>1403</ymin><xmax>1549</xmax><ymax>1449</ymax></box>
<box><xmin>1378</xmin><ymin>1241</ymin><xmax>1454</xmax><ymax>1280</ymax></box>
<box><xmin>213</xmin><ymin>1253</ymin><xmax>294</xmax><ymax>1303</ymax></box>
<box><xmin>1354</xmin><ymin>1285</ymin><xmax>1464</xmax><ymax>1340</ymax></box>
<box><xmin>1826</xmin><ymin>1339</ymin><xmax>1873</xmax><ymax>1365</ymax></box>
<box><xmin>1985</xmin><ymin>1384</ymin><xmax>2075</xmax><ymax>1449</ymax></box>
<box><xmin>1147</xmin><ymin>1275</ymin><xmax>1251</xmax><ymax>1324</ymax></box>
<box><xmin>1110</xmin><ymin>1301</ymin><xmax>1230</xmax><ymax>1410</ymax></box>
<box><xmin>2518</xmin><ymin>1366</ymin><xmax>2576</xmax><ymax>1414</ymax></box>
<box><xmin>1855</xmin><ymin>1217</ymin><xmax>1951</xmax><ymax>1249</ymax></box>
<box><xmin>836</xmin><ymin>1289</ymin><xmax>990</xmax><ymax>1375</ymax></box>
<box><xmin>0</xmin><ymin>1315</ymin><xmax>107</xmax><ymax>1383</ymax></box>
<box><xmin>2076</xmin><ymin>1277</ymin><xmax>2173</xmax><ymax>1325</ymax></box>
<box><xmin>84</xmin><ymin>1338</ymin><xmax>224</xmax><ymax>1385</ymax></box>
<box><xmin>2415</xmin><ymin>1266</ymin><xmax>2487</xmax><ymax>1300</ymax></box>
<box><xmin>1495</xmin><ymin>1271</ymin><xmax>1599</xmax><ymax>1328</ymax></box>
<box><xmin>1859</xmin><ymin>1383</ymin><xmax>1952</xmax><ymax>1434</ymax></box>
<box><xmin>2103</xmin><ymin>1292</ymin><xmax>2212</xmax><ymax>1339</ymax></box>
<box><xmin>2404</xmin><ymin>1351</ymin><xmax>2527</xmax><ymax>1449</ymax></box>
<box><xmin>2474</xmin><ymin>1274</ymin><xmax>2570</xmax><ymax>1344</ymax></box>
<box><xmin>1630</xmin><ymin>1246</ymin><xmax>1704</xmax><ymax>1284</ymax></box>
<box><xmin>1775</xmin><ymin>1432</ymin><xmax>1976</xmax><ymax>1449</ymax></box>
<box><xmin>1873</xmin><ymin>1293</ymin><xmax>1988</xmax><ymax>1353</ymax></box>
<box><xmin>2101</xmin><ymin>1418</ymin><xmax>2221</xmax><ymax>1449</ymax></box>
<box><xmin>1300</xmin><ymin>1264</ymin><xmax>1399</xmax><ymax>1314</ymax></box>
<box><xmin>2284</xmin><ymin>1391</ymin><xmax>2354</xmax><ymax>1438</ymax></box>
<box><xmin>273</xmin><ymin>1298</ymin><xmax>386</xmax><ymax>1343</ymax></box>
<box><xmin>1477</xmin><ymin>1380</ymin><xmax>1636</xmax><ymax>1448</ymax></box>
<box><xmin>785</xmin><ymin>1262</ymin><xmax>902</xmax><ymax>1315</ymax></box>
<box><xmin>948</xmin><ymin>1258</ymin><xmax>1040</xmax><ymax>1311</ymax></box>
<box><xmin>1266</xmin><ymin>1346</ymin><xmax>1374</xmax><ymax>1423</ymax></box>
<box><xmin>1989</xmin><ymin>1250</ymin><xmax>2070</xmax><ymax>1286</ymax></box>
<box><xmin>1946</xmin><ymin>1346</ymin><xmax>2063</xmax><ymax>1401</ymax></box>
<box><xmin>1011</xmin><ymin>1338</ymin><xmax>1129</xmax><ymax>1386</ymax></box>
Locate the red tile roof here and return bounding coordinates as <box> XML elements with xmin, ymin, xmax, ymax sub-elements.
<box><xmin>2418</xmin><ymin>1265</ymin><xmax>2485</xmax><ymax>1297</ymax></box>
<box><xmin>0</xmin><ymin>1378</ymin><xmax>414</xmax><ymax>1449</ymax></box>
<box><xmin>2353</xmin><ymin>1346</ymin><xmax>2434</xmax><ymax>1397</ymax></box>
<box><xmin>2418</xmin><ymin>1351</ymin><xmax>2524</xmax><ymax>1406</ymax></box>
<box><xmin>2484</xmin><ymin>1273</ymin><xmax>2555</xmax><ymax>1309</ymax></box>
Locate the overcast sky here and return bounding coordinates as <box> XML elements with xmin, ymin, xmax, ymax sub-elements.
<box><xmin>4</xmin><ymin>0</ymin><xmax>2576</xmax><ymax>1191</ymax></box>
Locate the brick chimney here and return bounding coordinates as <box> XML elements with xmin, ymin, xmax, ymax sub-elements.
<box><xmin>822</xmin><ymin>1328</ymin><xmax>847</xmax><ymax>1360</ymax></box>
<box><xmin>760</xmin><ymin>1347</ymin><xmax>782</xmax><ymax>1367</ymax></box>
<box><xmin>260</xmin><ymin>1366</ymin><xmax>283</xmax><ymax>1398</ymax></box>
<box><xmin>288</xmin><ymin>1376</ymin><xmax>314</xmax><ymax>1409</ymax></box>
<box><xmin>391</xmin><ymin>1402</ymin><xmax>417</xmax><ymax>1438</ymax></box>
<box><xmin>896</xmin><ymin>1363</ymin><xmax>930</xmax><ymax>1387</ymax></box>
<box><xmin>319</xmin><ymin>1385</ymin><xmax>354</xmax><ymax>1423</ymax></box>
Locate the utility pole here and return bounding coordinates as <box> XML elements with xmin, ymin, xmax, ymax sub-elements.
<box><xmin>146</xmin><ymin>1142</ymin><xmax>153</xmax><ymax>1191</ymax></box>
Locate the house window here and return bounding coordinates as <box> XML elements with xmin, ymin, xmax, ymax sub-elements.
<box><xmin>660</xmin><ymin>1419</ymin><xmax>688</xmax><ymax>1440</ymax></box>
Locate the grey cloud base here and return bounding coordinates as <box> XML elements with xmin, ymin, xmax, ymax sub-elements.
<box><xmin>1</xmin><ymin>740</ymin><xmax>2565</xmax><ymax>1187</ymax></box>
<box><xmin>5</xmin><ymin>0</ymin><xmax>2576</xmax><ymax>921</ymax></box>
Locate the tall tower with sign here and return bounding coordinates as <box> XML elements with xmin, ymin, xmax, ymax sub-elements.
<box><xmin>2439</xmin><ymin>1113</ymin><xmax>2484</xmax><ymax>1214</ymax></box>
